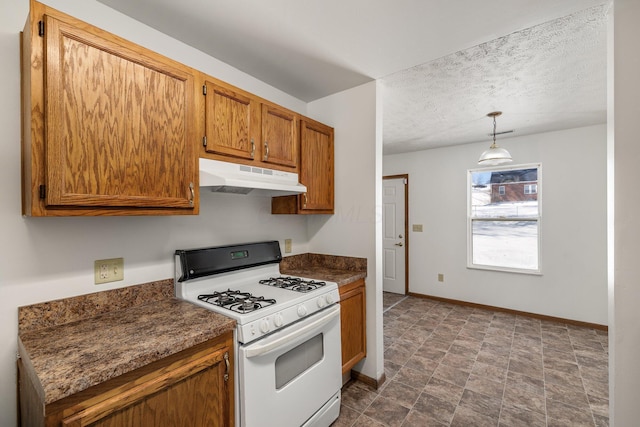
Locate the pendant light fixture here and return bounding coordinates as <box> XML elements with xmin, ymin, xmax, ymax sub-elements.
<box><xmin>478</xmin><ymin>111</ymin><xmax>512</xmax><ymax>165</ymax></box>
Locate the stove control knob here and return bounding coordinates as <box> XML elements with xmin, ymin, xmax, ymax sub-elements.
<box><xmin>297</xmin><ymin>305</ymin><xmax>308</xmax><ymax>317</ymax></box>
<box><xmin>260</xmin><ymin>319</ymin><xmax>270</xmax><ymax>334</ymax></box>
<box><xmin>274</xmin><ymin>313</ymin><xmax>284</xmax><ymax>327</ymax></box>
<box><xmin>317</xmin><ymin>298</ymin><xmax>326</xmax><ymax>308</ymax></box>
<box><xmin>325</xmin><ymin>294</ymin><xmax>335</xmax><ymax>305</ymax></box>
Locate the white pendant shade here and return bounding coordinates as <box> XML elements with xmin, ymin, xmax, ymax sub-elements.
<box><xmin>478</xmin><ymin>111</ymin><xmax>512</xmax><ymax>165</ymax></box>
<box><xmin>478</xmin><ymin>143</ymin><xmax>513</xmax><ymax>165</ymax></box>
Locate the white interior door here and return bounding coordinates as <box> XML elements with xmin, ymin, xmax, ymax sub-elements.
<box><xmin>383</xmin><ymin>177</ymin><xmax>406</xmax><ymax>294</ymax></box>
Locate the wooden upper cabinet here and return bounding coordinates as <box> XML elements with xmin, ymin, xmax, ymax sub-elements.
<box><xmin>299</xmin><ymin>119</ymin><xmax>334</xmax><ymax>212</ymax></box>
<box><xmin>261</xmin><ymin>104</ymin><xmax>297</xmax><ymax>168</ymax></box>
<box><xmin>204</xmin><ymin>80</ymin><xmax>259</xmax><ymax>161</ymax></box>
<box><xmin>201</xmin><ymin>76</ymin><xmax>299</xmax><ymax>172</ymax></box>
<box><xmin>22</xmin><ymin>1</ymin><xmax>198</xmax><ymax>216</ymax></box>
<box><xmin>271</xmin><ymin>117</ymin><xmax>334</xmax><ymax>214</ymax></box>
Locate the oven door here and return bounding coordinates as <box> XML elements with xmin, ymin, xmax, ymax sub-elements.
<box><xmin>238</xmin><ymin>304</ymin><xmax>341</xmax><ymax>427</ymax></box>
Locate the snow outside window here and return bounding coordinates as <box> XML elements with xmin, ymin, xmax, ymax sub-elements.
<box><xmin>468</xmin><ymin>164</ymin><xmax>541</xmax><ymax>274</ymax></box>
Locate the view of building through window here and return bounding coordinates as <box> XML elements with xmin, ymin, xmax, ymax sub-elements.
<box><xmin>468</xmin><ymin>165</ymin><xmax>541</xmax><ymax>273</ymax></box>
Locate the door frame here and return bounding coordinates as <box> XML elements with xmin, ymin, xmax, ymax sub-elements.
<box><xmin>382</xmin><ymin>174</ymin><xmax>409</xmax><ymax>295</ymax></box>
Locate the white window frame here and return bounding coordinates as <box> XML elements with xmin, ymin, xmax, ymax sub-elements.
<box><xmin>524</xmin><ymin>184</ymin><xmax>537</xmax><ymax>195</ymax></box>
<box><xmin>467</xmin><ymin>163</ymin><xmax>542</xmax><ymax>275</ymax></box>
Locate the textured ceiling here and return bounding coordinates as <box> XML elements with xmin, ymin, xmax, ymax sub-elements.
<box><xmin>96</xmin><ymin>0</ymin><xmax>608</xmax><ymax>155</ymax></box>
<box><xmin>382</xmin><ymin>5</ymin><xmax>608</xmax><ymax>155</ymax></box>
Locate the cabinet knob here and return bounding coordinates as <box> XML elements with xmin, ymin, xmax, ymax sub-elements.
<box><xmin>250</xmin><ymin>139</ymin><xmax>255</xmax><ymax>159</ymax></box>
<box><xmin>263</xmin><ymin>141</ymin><xmax>270</xmax><ymax>161</ymax></box>
<box><xmin>189</xmin><ymin>182</ymin><xmax>194</xmax><ymax>206</ymax></box>
<box><xmin>303</xmin><ymin>193</ymin><xmax>308</xmax><ymax>208</ymax></box>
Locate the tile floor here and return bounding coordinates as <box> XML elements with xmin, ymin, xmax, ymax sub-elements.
<box><xmin>331</xmin><ymin>292</ymin><xmax>609</xmax><ymax>427</ymax></box>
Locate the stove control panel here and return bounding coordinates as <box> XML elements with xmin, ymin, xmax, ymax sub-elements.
<box><xmin>237</xmin><ymin>287</ymin><xmax>340</xmax><ymax>344</ymax></box>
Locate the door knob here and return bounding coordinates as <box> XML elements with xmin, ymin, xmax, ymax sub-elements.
<box><xmin>398</xmin><ymin>234</ymin><xmax>403</xmax><ymax>238</ymax></box>
<box><xmin>395</xmin><ymin>242</ymin><xmax>403</xmax><ymax>247</ymax></box>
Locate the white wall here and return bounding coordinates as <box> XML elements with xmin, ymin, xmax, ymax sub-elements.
<box><xmin>307</xmin><ymin>81</ymin><xmax>384</xmax><ymax>382</ymax></box>
<box><xmin>384</xmin><ymin>124</ymin><xmax>608</xmax><ymax>325</ymax></box>
<box><xmin>611</xmin><ymin>0</ymin><xmax>640</xmax><ymax>424</ymax></box>
<box><xmin>0</xmin><ymin>1</ymin><xmax>312</xmax><ymax>425</ymax></box>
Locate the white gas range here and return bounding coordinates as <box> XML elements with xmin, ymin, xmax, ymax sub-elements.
<box><xmin>175</xmin><ymin>241</ymin><xmax>342</xmax><ymax>427</ymax></box>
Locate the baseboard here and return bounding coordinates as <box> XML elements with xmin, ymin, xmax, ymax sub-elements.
<box><xmin>407</xmin><ymin>292</ymin><xmax>608</xmax><ymax>332</ymax></box>
<box><xmin>350</xmin><ymin>370</ymin><xmax>386</xmax><ymax>390</ymax></box>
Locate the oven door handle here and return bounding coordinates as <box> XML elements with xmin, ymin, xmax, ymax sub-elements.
<box><xmin>244</xmin><ymin>305</ymin><xmax>340</xmax><ymax>359</ymax></box>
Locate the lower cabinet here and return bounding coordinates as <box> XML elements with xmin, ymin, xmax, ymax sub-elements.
<box><xmin>19</xmin><ymin>333</ymin><xmax>234</xmax><ymax>427</ymax></box>
<box><xmin>338</xmin><ymin>279</ymin><xmax>367</xmax><ymax>374</ymax></box>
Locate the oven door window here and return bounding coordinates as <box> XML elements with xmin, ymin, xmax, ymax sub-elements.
<box><xmin>275</xmin><ymin>333</ymin><xmax>323</xmax><ymax>389</ymax></box>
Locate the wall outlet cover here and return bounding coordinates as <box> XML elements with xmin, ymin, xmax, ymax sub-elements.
<box><xmin>95</xmin><ymin>258</ymin><xmax>124</xmax><ymax>284</ymax></box>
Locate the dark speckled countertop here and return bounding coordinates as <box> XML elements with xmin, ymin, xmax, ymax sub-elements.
<box><xmin>280</xmin><ymin>253</ymin><xmax>367</xmax><ymax>286</ymax></box>
<box><xmin>18</xmin><ymin>280</ymin><xmax>235</xmax><ymax>405</ymax></box>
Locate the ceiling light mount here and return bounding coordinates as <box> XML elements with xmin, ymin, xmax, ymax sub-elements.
<box><xmin>478</xmin><ymin>111</ymin><xmax>513</xmax><ymax>166</ymax></box>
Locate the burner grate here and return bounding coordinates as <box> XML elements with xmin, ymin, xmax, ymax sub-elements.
<box><xmin>198</xmin><ymin>289</ymin><xmax>276</xmax><ymax>313</ymax></box>
<box><xmin>259</xmin><ymin>276</ymin><xmax>326</xmax><ymax>293</ymax></box>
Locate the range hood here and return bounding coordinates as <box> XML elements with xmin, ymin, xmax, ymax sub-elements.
<box><xmin>199</xmin><ymin>158</ymin><xmax>307</xmax><ymax>196</ymax></box>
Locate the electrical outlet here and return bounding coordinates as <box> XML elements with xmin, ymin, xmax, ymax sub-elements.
<box><xmin>95</xmin><ymin>258</ymin><xmax>124</xmax><ymax>284</ymax></box>
<box><xmin>412</xmin><ymin>224</ymin><xmax>423</xmax><ymax>232</ymax></box>
<box><xmin>438</xmin><ymin>273</ymin><xmax>444</xmax><ymax>282</ymax></box>
<box><xmin>284</xmin><ymin>239</ymin><xmax>292</xmax><ymax>253</ymax></box>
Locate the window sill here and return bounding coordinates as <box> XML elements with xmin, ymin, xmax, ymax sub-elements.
<box><xmin>467</xmin><ymin>264</ymin><xmax>542</xmax><ymax>276</ymax></box>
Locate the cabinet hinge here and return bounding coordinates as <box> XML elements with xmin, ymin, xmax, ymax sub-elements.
<box><xmin>202</xmin><ymin>84</ymin><xmax>207</xmax><ymax>96</ymax></box>
<box><xmin>38</xmin><ymin>21</ymin><xmax>44</xmax><ymax>37</ymax></box>
<box><xmin>202</xmin><ymin>136</ymin><xmax>207</xmax><ymax>147</ymax></box>
<box><xmin>39</xmin><ymin>185</ymin><xmax>46</xmax><ymax>199</ymax></box>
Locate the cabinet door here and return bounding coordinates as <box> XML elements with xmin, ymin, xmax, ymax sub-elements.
<box><xmin>299</xmin><ymin>120</ymin><xmax>334</xmax><ymax>212</ymax></box>
<box><xmin>57</xmin><ymin>342</ymin><xmax>233</xmax><ymax>427</ymax></box>
<box><xmin>261</xmin><ymin>104</ymin><xmax>297</xmax><ymax>169</ymax></box>
<box><xmin>204</xmin><ymin>80</ymin><xmax>259</xmax><ymax>161</ymax></box>
<box><xmin>339</xmin><ymin>280</ymin><xmax>367</xmax><ymax>374</ymax></box>
<box><xmin>44</xmin><ymin>15</ymin><xmax>197</xmax><ymax>210</ymax></box>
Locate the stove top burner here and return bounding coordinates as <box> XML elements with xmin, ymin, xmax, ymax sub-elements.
<box><xmin>198</xmin><ymin>289</ymin><xmax>276</xmax><ymax>313</ymax></box>
<box><xmin>259</xmin><ymin>276</ymin><xmax>326</xmax><ymax>293</ymax></box>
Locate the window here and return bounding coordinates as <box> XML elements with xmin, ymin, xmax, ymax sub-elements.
<box><xmin>468</xmin><ymin>164</ymin><xmax>541</xmax><ymax>274</ymax></box>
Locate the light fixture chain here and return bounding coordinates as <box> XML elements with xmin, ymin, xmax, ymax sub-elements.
<box><xmin>493</xmin><ymin>115</ymin><xmax>497</xmax><ymax>145</ymax></box>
